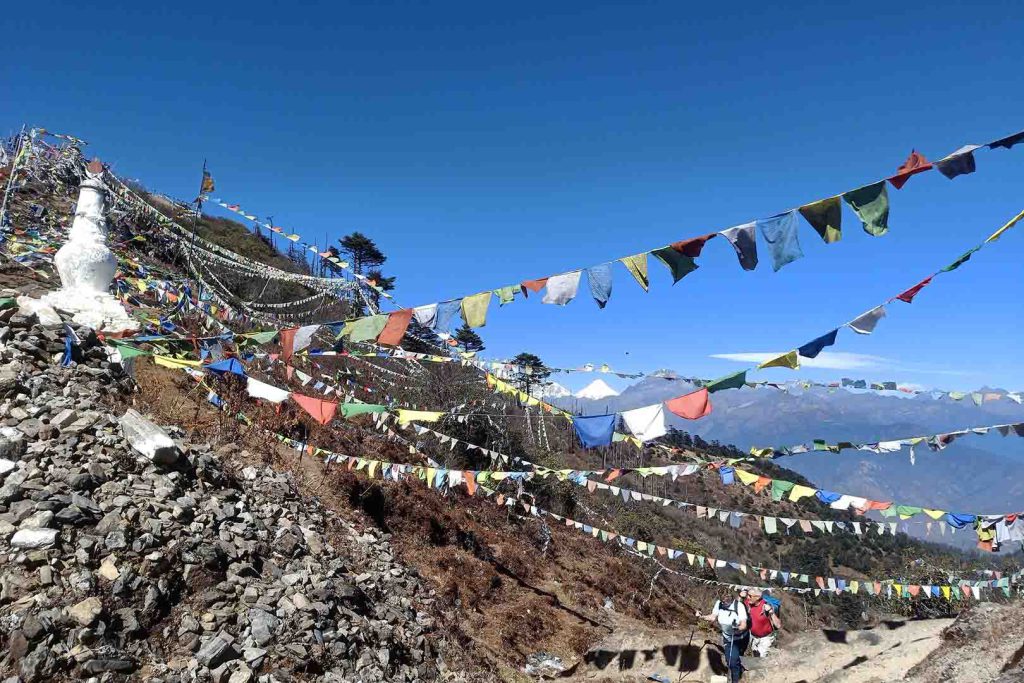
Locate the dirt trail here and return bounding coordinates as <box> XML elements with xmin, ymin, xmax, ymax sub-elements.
<box><xmin>560</xmin><ymin>615</ymin><xmax>952</xmax><ymax>682</ymax></box>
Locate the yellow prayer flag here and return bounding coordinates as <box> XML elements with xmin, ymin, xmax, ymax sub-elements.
<box><xmin>985</xmin><ymin>209</ymin><xmax>1024</xmax><ymax>243</ymax></box>
<box><xmin>735</xmin><ymin>469</ymin><xmax>760</xmax><ymax>486</ymax></box>
<box><xmin>758</xmin><ymin>350</ymin><xmax>800</xmax><ymax>370</ymax></box>
<box><xmin>620</xmin><ymin>253</ymin><xmax>649</xmax><ymax>291</ymax></box>
<box><xmin>923</xmin><ymin>509</ymin><xmax>946</xmax><ymax>520</ymax></box>
<box><xmin>789</xmin><ymin>484</ymin><xmax>817</xmax><ymax>502</ymax></box>
<box><xmin>153</xmin><ymin>355</ymin><xmax>202</xmax><ymax>369</ymax></box>
<box><xmin>396</xmin><ymin>409</ymin><xmax>444</xmax><ymax>426</ymax></box>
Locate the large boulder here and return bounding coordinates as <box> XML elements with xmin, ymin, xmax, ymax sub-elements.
<box><xmin>118</xmin><ymin>410</ymin><xmax>179</xmax><ymax>465</ymax></box>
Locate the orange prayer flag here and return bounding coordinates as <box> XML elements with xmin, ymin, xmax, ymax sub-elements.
<box><xmin>664</xmin><ymin>388</ymin><xmax>712</xmax><ymax>420</ymax></box>
<box><xmin>464</xmin><ymin>471</ymin><xmax>477</xmax><ymax>496</ymax></box>
<box><xmin>291</xmin><ymin>393</ymin><xmax>338</xmax><ymax>425</ymax></box>
<box><xmin>754</xmin><ymin>476</ymin><xmax>772</xmax><ymax>493</ymax></box>
<box><xmin>815</xmin><ymin>576</ymin><xmax>826</xmax><ymax>589</ymax></box>
<box><xmin>520</xmin><ymin>277</ymin><xmax>549</xmax><ymax>294</ymax></box>
<box><xmin>889</xmin><ymin>149</ymin><xmax>933</xmax><ymax>190</ymax></box>
<box><xmin>962</xmin><ymin>586</ymin><xmax>972</xmax><ymax>598</ymax></box>
<box><xmin>605</xmin><ymin>469</ymin><xmax>623</xmax><ymax>482</ymax></box>
<box><xmin>279</xmin><ymin>327</ymin><xmax>298</xmax><ymax>361</ymax></box>
<box><xmin>377</xmin><ymin>309</ymin><xmax>413</xmax><ymax>346</ymax></box>
<box><xmin>907</xmin><ymin>585</ymin><xmax>921</xmax><ymax>597</ymax></box>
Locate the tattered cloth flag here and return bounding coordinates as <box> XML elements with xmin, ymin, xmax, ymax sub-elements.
<box><xmin>935</xmin><ymin>145</ymin><xmax>980</xmax><ymax>180</ymax></box>
<box><xmin>651</xmin><ymin>246</ymin><xmax>699</xmax><ymax>283</ymax></box>
<box><xmin>843</xmin><ymin>182</ymin><xmax>889</xmax><ymax>237</ymax></box>
<box><xmin>247</xmin><ymin>377</ymin><xmax>291</xmax><ymax>403</ymax></box>
<box><xmin>799</xmin><ymin>196</ymin><xmax>842</xmax><ymax>244</ymax></box>
<box><xmin>572</xmin><ymin>414</ymin><xmax>617</xmax><ymax>448</ymax></box>
<box><xmin>206</xmin><ymin>358</ymin><xmax>246</xmax><ymax>376</ymax></box>
<box><xmin>756</xmin><ymin>210</ymin><xmax>804</xmax><ymax>271</ymax></box>
<box><xmin>894</xmin><ymin>276</ymin><xmax>933</xmax><ymax>303</ymax></box>
<box><xmin>620</xmin><ymin>254</ymin><xmax>649</xmax><ymax>291</ymax></box>
<box><xmin>758</xmin><ymin>350</ymin><xmax>799</xmax><ymax>370</ymax></box>
<box><xmin>343</xmin><ymin>314</ymin><xmax>389</xmax><ymax>343</ymax></box>
<box><xmin>520</xmin><ymin>277</ymin><xmax>549</xmax><ymax>295</ymax></box>
<box><xmin>718</xmin><ymin>222</ymin><xmax>758</xmax><ymax>270</ymax></box>
<box><xmin>461</xmin><ymin>292</ymin><xmax>492</xmax><ymax>326</ymax></box>
<box><xmin>493</xmin><ymin>285</ymin><xmax>518</xmax><ymax>306</ymax></box>
<box><xmin>671</xmin><ymin>233</ymin><xmax>718</xmax><ymax>257</ymax></box>
<box><xmin>412</xmin><ymin>304</ymin><xmax>438</xmax><ymax>328</ymax></box>
<box><xmin>378</xmin><ymin>309</ymin><xmax>414</xmax><ymax>345</ymax></box>
<box><xmin>542</xmin><ymin>272</ymin><xmax>581</xmax><ymax>305</ymax></box>
<box><xmin>847</xmin><ymin>306</ymin><xmax>887</xmax><ymax>334</ymax></box>
<box><xmin>200</xmin><ymin>169</ymin><xmax>215</xmax><ymax>195</ymax></box>
<box><xmin>292</xmin><ymin>393</ymin><xmax>338</xmax><ymax>425</ymax></box>
<box><xmin>585</xmin><ymin>264</ymin><xmax>613</xmax><ymax>308</ymax></box>
<box><xmin>620</xmin><ymin>404</ymin><xmax>668</xmax><ymax>442</ymax></box>
<box><xmin>340</xmin><ymin>403</ymin><xmax>388</xmax><ymax>418</ymax></box>
<box><xmin>889</xmin><ymin>150</ymin><xmax>933</xmax><ymax>190</ymax></box>
<box><xmin>706</xmin><ymin>371</ymin><xmax>747</xmax><ymax>393</ymax></box>
<box><xmin>797</xmin><ymin>329</ymin><xmax>838</xmax><ymax>359</ymax></box>
<box><xmin>989</xmin><ymin>129</ymin><xmax>1024</xmax><ymax>150</ymax></box>
<box><xmin>433</xmin><ymin>300</ymin><xmax>462</xmax><ymax>334</ymax></box>
<box><xmin>664</xmin><ymin>388</ymin><xmax>712</xmax><ymax>420</ymax></box>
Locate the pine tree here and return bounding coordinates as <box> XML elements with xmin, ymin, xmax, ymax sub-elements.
<box><xmin>454</xmin><ymin>323</ymin><xmax>485</xmax><ymax>352</ymax></box>
<box><xmin>509</xmin><ymin>352</ymin><xmax>551</xmax><ymax>396</ymax></box>
<box><xmin>339</xmin><ymin>232</ymin><xmax>386</xmax><ymax>274</ymax></box>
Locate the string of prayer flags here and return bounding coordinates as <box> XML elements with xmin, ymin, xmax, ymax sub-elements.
<box><xmin>757</xmin><ymin>210</ymin><xmax>804</xmax><ymax>271</ymax></box>
<box><xmin>842</xmin><ymin>182</ymin><xmax>890</xmax><ymax>236</ymax></box>
<box><xmin>799</xmin><ymin>197</ymin><xmax>842</xmax><ymax>244</ymax></box>
<box><xmin>572</xmin><ymin>414</ymin><xmax>617</xmax><ymax>448</ymax></box>
<box><xmin>889</xmin><ymin>150</ymin><xmax>933</xmax><ymax>190</ymax></box>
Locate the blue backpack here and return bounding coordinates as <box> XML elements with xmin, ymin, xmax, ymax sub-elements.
<box><xmin>763</xmin><ymin>595</ymin><xmax>782</xmax><ymax>618</ymax></box>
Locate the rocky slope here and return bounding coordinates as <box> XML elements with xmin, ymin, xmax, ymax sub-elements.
<box><xmin>0</xmin><ymin>294</ymin><xmax>445</xmax><ymax>682</ymax></box>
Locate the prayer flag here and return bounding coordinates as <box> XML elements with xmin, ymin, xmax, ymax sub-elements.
<box><xmin>989</xmin><ymin>129</ymin><xmax>1024</xmax><ymax>150</ymax></box>
<box><xmin>889</xmin><ymin>150</ymin><xmax>933</xmax><ymax>189</ymax></box>
<box><xmin>620</xmin><ymin>404</ymin><xmax>668</xmax><ymax>441</ymax></box>
<box><xmin>620</xmin><ymin>254</ymin><xmax>649</xmax><ymax>291</ymax></box>
<box><xmin>461</xmin><ymin>292</ymin><xmax>492</xmax><ymax>326</ymax></box>
<box><xmin>935</xmin><ymin>144</ymin><xmax>979</xmax><ymax>179</ymax></box>
<box><xmin>799</xmin><ymin>196</ymin><xmax>842</xmax><ymax>244</ymax></box>
<box><xmin>377</xmin><ymin>309</ymin><xmax>413</xmax><ymax>345</ymax></box>
<box><xmin>718</xmin><ymin>222</ymin><xmax>758</xmax><ymax>270</ymax></box>
<box><xmin>520</xmin><ymin>277</ymin><xmax>549</xmax><ymax>294</ymax></box>
<box><xmin>340</xmin><ymin>403</ymin><xmax>388</xmax><ymax>418</ymax></box>
<box><xmin>585</xmin><ymin>264</ymin><xmax>613</xmax><ymax>308</ymax></box>
<box><xmin>797</xmin><ymin>329</ymin><xmax>837</xmax><ymax>359</ymax></box>
<box><xmin>292</xmin><ymin>393</ymin><xmax>338</xmax><ymax>425</ymax></box>
<box><xmin>542</xmin><ymin>272</ymin><xmax>581</xmax><ymax>305</ymax></box>
<box><xmin>756</xmin><ymin>210</ymin><xmax>804</xmax><ymax>271</ymax></box>
<box><xmin>651</xmin><ymin>247</ymin><xmax>699</xmax><ymax>283</ymax></box>
<box><xmin>894</xmin><ymin>276</ymin><xmax>933</xmax><ymax>303</ymax></box>
<box><xmin>572</xmin><ymin>415</ymin><xmax>616</xmax><ymax>448</ymax></box>
<box><xmin>843</xmin><ymin>182</ymin><xmax>889</xmax><ymax>237</ymax></box>
<box><xmin>247</xmin><ymin>377</ymin><xmax>291</xmax><ymax>403</ymax></box>
<box><xmin>758</xmin><ymin>350</ymin><xmax>799</xmax><ymax>370</ymax></box>
<box><xmin>200</xmin><ymin>169</ymin><xmax>215</xmax><ymax>194</ymax></box>
<box><xmin>670</xmin><ymin>233</ymin><xmax>717</xmax><ymax>257</ymax></box>
<box><xmin>664</xmin><ymin>388</ymin><xmax>712</xmax><ymax>420</ymax></box>
<box><xmin>847</xmin><ymin>306</ymin><xmax>886</xmax><ymax>334</ymax></box>
<box><xmin>434</xmin><ymin>300</ymin><xmax>462</xmax><ymax>333</ymax></box>
<box><xmin>493</xmin><ymin>285</ymin><xmax>518</xmax><ymax>306</ymax></box>
<box><xmin>706</xmin><ymin>370</ymin><xmax>747</xmax><ymax>393</ymax></box>
<box><xmin>344</xmin><ymin>314</ymin><xmax>389</xmax><ymax>343</ymax></box>
<box><xmin>413</xmin><ymin>304</ymin><xmax>438</xmax><ymax>328</ymax></box>
<box><xmin>206</xmin><ymin>358</ymin><xmax>246</xmax><ymax>376</ymax></box>
<box><xmin>397</xmin><ymin>410</ymin><xmax>444</xmax><ymax>425</ymax></box>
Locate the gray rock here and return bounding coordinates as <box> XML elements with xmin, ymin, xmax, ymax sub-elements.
<box><xmin>248</xmin><ymin>608</ymin><xmax>279</xmax><ymax>646</ymax></box>
<box><xmin>118</xmin><ymin>410</ymin><xmax>179</xmax><ymax>465</ymax></box>
<box><xmin>196</xmin><ymin>631</ymin><xmax>239</xmax><ymax>668</ymax></box>
<box><xmin>68</xmin><ymin>596</ymin><xmax>103</xmax><ymax>626</ymax></box>
<box><xmin>10</xmin><ymin>528</ymin><xmax>58</xmax><ymax>549</ymax></box>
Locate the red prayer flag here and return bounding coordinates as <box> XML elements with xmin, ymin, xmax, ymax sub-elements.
<box><xmin>291</xmin><ymin>392</ymin><xmax>338</xmax><ymax>425</ymax></box>
<box><xmin>520</xmin><ymin>277</ymin><xmax>549</xmax><ymax>294</ymax></box>
<box><xmin>889</xmin><ymin>149</ymin><xmax>933</xmax><ymax>189</ymax></box>
<box><xmin>376</xmin><ymin>309</ymin><xmax>413</xmax><ymax>346</ymax></box>
<box><xmin>907</xmin><ymin>585</ymin><xmax>921</xmax><ymax>597</ymax></box>
<box><xmin>664</xmin><ymin>388</ymin><xmax>712</xmax><ymax>420</ymax></box>
<box><xmin>894</xmin><ymin>276</ymin><xmax>933</xmax><ymax>303</ymax></box>
<box><xmin>279</xmin><ymin>327</ymin><xmax>298</xmax><ymax>361</ymax></box>
<box><xmin>669</xmin><ymin>233</ymin><xmax>717</xmax><ymax>257</ymax></box>
<box><xmin>962</xmin><ymin>586</ymin><xmax>972</xmax><ymax>598</ymax></box>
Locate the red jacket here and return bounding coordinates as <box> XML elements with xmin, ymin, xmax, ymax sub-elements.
<box><xmin>744</xmin><ymin>598</ymin><xmax>775</xmax><ymax>637</ymax></box>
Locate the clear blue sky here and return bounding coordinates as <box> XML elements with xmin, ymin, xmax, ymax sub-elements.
<box><xmin>4</xmin><ymin>1</ymin><xmax>1022</xmax><ymax>392</ymax></box>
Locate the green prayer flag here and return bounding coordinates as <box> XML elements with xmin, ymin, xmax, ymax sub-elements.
<box><xmin>620</xmin><ymin>253</ymin><xmax>649</xmax><ymax>291</ymax></box>
<box><xmin>706</xmin><ymin>370</ymin><xmax>746</xmax><ymax>393</ymax></box>
<box><xmin>243</xmin><ymin>330</ymin><xmax>279</xmax><ymax>344</ymax></box>
<box><xmin>113</xmin><ymin>343</ymin><xmax>150</xmax><ymax>360</ymax></box>
<box><xmin>651</xmin><ymin>247</ymin><xmax>699</xmax><ymax>284</ymax></box>
<box><xmin>843</xmin><ymin>182</ymin><xmax>889</xmax><ymax>237</ymax></box>
<box><xmin>493</xmin><ymin>285</ymin><xmax>518</xmax><ymax>305</ymax></box>
<box><xmin>340</xmin><ymin>403</ymin><xmax>388</xmax><ymax>418</ymax></box>
<box><xmin>0</xmin><ymin>297</ymin><xmax>16</xmax><ymax>311</ymax></box>
<box><xmin>895</xmin><ymin>505</ymin><xmax>923</xmax><ymax>519</ymax></box>
<box><xmin>770</xmin><ymin>480</ymin><xmax>796</xmax><ymax>502</ymax></box>
<box><xmin>799</xmin><ymin>196</ymin><xmax>842</xmax><ymax>243</ymax></box>
<box><xmin>461</xmin><ymin>291</ymin><xmax>492</xmax><ymax>328</ymax></box>
<box><xmin>343</xmin><ymin>315</ymin><xmax>389</xmax><ymax>343</ymax></box>
<box><xmin>941</xmin><ymin>246</ymin><xmax>980</xmax><ymax>272</ymax></box>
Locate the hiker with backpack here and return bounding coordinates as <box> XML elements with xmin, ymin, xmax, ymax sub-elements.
<box><xmin>696</xmin><ymin>588</ymin><xmax>749</xmax><ymax>683</ymax></box>
<box><xmin>743</xmin><ymin>588</ymin><xmax>782</xmax><ymax>657</ymax></box>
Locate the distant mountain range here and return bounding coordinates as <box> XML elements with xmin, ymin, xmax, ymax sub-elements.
<box><xmin>552</xmin><ymin>373</ymin><xmax>1024</xmax><ymax>543</ymax></box>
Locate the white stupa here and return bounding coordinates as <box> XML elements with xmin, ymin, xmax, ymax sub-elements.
<box><xmin>41</xmin><ymin>160</ymin><xmax>138</xmax><ymax>332</ymax></box>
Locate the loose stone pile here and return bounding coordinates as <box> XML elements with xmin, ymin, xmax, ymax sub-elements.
<box><xmin>0</xmin><ymin>292</ymin><xmax>442</xmax><ymax>682</ymax></box>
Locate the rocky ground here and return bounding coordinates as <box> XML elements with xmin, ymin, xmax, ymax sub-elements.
<box><xmin>0</xmin><ymin>292</ymin><xmax>447</xmax><ymax>682</ymax></box>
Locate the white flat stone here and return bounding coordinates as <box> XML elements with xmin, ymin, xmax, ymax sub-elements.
<box><xmin>10</xmin><ymin>528</ymin><xmax>59</xmax><ymax>549</ymax></box>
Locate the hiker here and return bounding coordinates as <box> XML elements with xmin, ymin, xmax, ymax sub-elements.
<box><xmin>696</xmin><ymin>588</ymin><xmax>748</xmax><ymax>683</ymax></box>
<box><xmin>743</xmin><ymin>588</ymin><xmax>782</xmax><ymax>657</ymax></box>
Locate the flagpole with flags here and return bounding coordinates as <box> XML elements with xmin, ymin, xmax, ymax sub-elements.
<box><xmin>189</xmin><ymin>160</ymin><xmax>214</xmax><ymax>303</ymax></box>
<box><xmin>0</xmin><ymin>125</ymin><xmax>28</xmax><ymax>228</ymax></box>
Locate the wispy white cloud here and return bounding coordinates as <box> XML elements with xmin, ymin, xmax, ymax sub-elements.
<box><xmin>709</xmin><ymin>351</ymin><xmax>893</xmax><ymax>371</ymax></box>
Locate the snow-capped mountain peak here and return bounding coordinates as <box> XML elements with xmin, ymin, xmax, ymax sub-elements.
<box><xmin>575</xmin><ymin>379</ymin><xmax>620</xmax><ymax>400</ymax></box>
<box><xmin>532</xmin><ymin>382</ymin><xmax>572</xmax><ymax>399</ymax></box>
